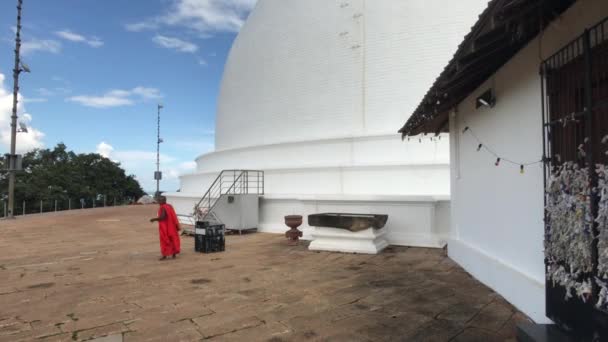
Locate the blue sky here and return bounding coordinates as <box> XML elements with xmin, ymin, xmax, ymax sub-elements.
<box><xmin>0</xmin><ymin>0</ymin><xmax>257</xmax><ymax>193</ymax></box>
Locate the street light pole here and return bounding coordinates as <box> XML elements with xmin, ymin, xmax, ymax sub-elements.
<box><xmin>7</xmin><ymin>0</ymin><xmax>24</xmax><ymax>219</ymax></box>
<box><xmin>155</xmin><ymin>104</ymin><xmax>163</xmax><ymax>198</ymax></box>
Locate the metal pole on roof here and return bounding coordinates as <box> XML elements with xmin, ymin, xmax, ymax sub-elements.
<box><xmin>155</xmin><ymin>104</ymin><xmax>163</xmax><ymax>199</ymax></box>
<box><xmin>7</xmin><ymin>0</ymin><xmax>27</xmax><ymax>219</ymax></box>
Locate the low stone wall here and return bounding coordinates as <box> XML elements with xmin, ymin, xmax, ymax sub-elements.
<box><xmin>166</xmin><ymin>192</ymin><xmax>450</xmax><ymax>249</ymax></box>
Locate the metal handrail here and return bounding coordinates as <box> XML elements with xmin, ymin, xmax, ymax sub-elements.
<box><xmin>195</xmin><ymin>171</ymin><xmax>223</xmax><ymax>209</ymax></box>
<box><xmin>193</xmin><ymin>170</ymin><xmax>264</xmax><ymax>222</ymax></box>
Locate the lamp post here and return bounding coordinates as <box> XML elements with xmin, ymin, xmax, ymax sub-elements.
<box><xmin>155</xmin><ymin>104</ymin><xmax>164</xmax><ymax>199</ymax></box>
<box><xmin>7</xmin><ymin>0</ymin><xmax>28</xmax><ymax>219</ymax></box>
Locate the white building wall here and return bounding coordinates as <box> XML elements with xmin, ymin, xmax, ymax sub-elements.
<box><xmin>448</xmin><ymin>0</ymin><xmax>608</xmax><ymax>323</ymax></box>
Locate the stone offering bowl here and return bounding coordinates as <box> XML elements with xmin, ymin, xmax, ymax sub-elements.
<box><xmin>285</xmin><ymin>215</ymin><xmax>303</xmax><ymax>246</ymax></box>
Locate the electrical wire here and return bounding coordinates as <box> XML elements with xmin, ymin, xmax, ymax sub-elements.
<box><xmin>461</xmin><ymin>119</ymin><xmax>544</xmax><ymax>170</ymax></box>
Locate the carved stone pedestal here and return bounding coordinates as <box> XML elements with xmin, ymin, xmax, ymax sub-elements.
<box><xmin>308</xmin><ymin>226</ymin><xmax>389</xmax><ymax>254</ymax></box>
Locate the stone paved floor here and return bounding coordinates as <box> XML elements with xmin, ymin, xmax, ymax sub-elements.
<box><xmin>0</xmin><ymin>206</ymin><xmax>530</xmax><ymax>341</ymax></box>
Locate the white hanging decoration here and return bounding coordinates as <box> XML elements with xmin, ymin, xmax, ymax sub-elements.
<box><xmin>597</xmin><ymin>278</ymin><xmax>608</xmax><ymax>311</ymax></box>
<box><xmin>596</xmin><ymin>163</ymin><xmax>608</xmax><ymax>310</ymax></box>
<box><xmin>578</xmin><ymin>144</ymin><xmax>586</xmax><ymax>158</ymax></box>
<box><xmin>555</xmin><ymin>154</ymin><xmax>562</xmax><ymax>163</ymax></box>
<box><xmin>545</xmin><ymin>162</ymin><xmax>594</xmax><ymax>301</ymax></box>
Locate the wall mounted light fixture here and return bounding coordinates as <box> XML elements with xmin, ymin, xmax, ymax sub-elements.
<box><xmin>476</xmin><ymin>88</ymin><xmax>496</xmax><ymax>109</ymax></box>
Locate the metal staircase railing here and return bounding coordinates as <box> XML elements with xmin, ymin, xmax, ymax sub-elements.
<box><xmin>193</xmin><ymin>170</ymin><xmax>264</xmax><ymax>223</ymax></box>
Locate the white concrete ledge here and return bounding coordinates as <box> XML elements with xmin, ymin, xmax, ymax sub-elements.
<box><xmin>196</xmin><ymin>132</ymin><xmax>448</xmax><ymax>161</ymax></box>
<box><xmin>261</xmin><ymin>194</ymin><xmax>450</xmax><ymax>203</ymax></box>
<box><xmin>180</xmin><ymin>163</ymin><xmax>450</xmax><ymax>180</ymax></box>
<box><xmin>164</xmin><ymin>193</ymin><xmax>450</xmax><ymax>203</ymax></box>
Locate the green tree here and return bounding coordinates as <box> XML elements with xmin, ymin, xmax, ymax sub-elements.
<box><xmin>0</xmin><ymin>143</ymin><xmax>145</xmax><ymax>214</ymax></box>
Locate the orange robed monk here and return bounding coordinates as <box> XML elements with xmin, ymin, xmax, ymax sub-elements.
<box><xmin>150</xmin><ymin>196</ymin><xmax>181</xmax><ymax>260</ymax></box>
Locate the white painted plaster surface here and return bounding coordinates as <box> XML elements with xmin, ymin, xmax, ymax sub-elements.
<box><xmin>447</xmin><ymin>0</ymin><xmax>608</xmax><ymax>323</ymax></box>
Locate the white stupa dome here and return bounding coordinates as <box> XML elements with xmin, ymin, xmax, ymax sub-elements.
<box><xmin>168</xmin><ymin>0</ymin><xmax>487</xmax><ymax>247</ymax></box>
<box><xmin>216</xmin><ymin>0</ymin><xmax>485</xmax><ymax>151</ymax></box>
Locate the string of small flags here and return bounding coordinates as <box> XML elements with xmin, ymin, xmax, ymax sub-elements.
<box><xmin>461</xmin><ymin>121</ymin><xmax>543</xmax><ymax>174</ymax></box>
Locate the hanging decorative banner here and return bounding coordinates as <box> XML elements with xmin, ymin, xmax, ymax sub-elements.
<box><xmin>545</xmin><ymin>162</ymin><xmax>594</xmax><ymax>301</ymax></box>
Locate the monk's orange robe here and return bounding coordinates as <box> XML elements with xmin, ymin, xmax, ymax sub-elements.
<box><xmin>158</xmin><ymin>203</ymin><xmax>181</xmax><ymax>256</ymax></box>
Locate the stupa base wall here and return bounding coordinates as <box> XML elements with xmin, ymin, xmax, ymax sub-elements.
<box><xmin>165</xmin><ymin>192</ymin><xmax>450</xmax><ymax>249</ymax></box>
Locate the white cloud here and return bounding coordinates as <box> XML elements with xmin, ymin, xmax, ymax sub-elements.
<box><xmin>173</xmin><ymin>139</ymin><xmax>214</xmax><ymax>153</ymax></box>
<box><xmin>67</xmin><ymin>86</ymin><xmax>162</xmax><ymax>108</ymax></box>
<box><xmin>0</xmin><ymin>73</ymin><xmax>45</xmax><ymax>153</ymax></box>
<box><xmin>37</xmin><ymin>87</ymin><xmax>71</xmax><ymax>97</ymax></box>
<box><xmin>114</xmin><ymin>150</ymin><xmax>175</xmax><ymax>164</ymax></box>
<box><xmin>22</xmin><ymin>97</ymin><xmax>48</xmax><ymax>104</ymax></box>
<box><xmin>179</xmin><ymin>161</ymin><xmax>197</xmax><ymax>171</ymax></box>
<box><xmin>37</xmin><ymin>88</ymin><xmax>54</xmax><ymax>97</ymax></box>
<box><xmin>166</xmin><ymin>161</ymin><xmax>197</xmax><ymax>182</ymax></box>
<box><xmin>125</xmin><ymin>21</ymin><xmax>159</xmax><ymax>32</ymax></box>
<box><xmin>55</xmin><ymin>29</ymin><xmax>104</xmax><ymax>48</ymax></box>
<box><xmin>198</xmin><ymin>58</ymin><xmax>208</xmax><ymax>66</ymax></box>
<box><xmin>96</xmin><ymin>142</ymin><xmax>114</xmax><ymax>158</ymax></box>
<box><xmin>127</xmin><ymin>0</ymin><xmax>257</xmax><ymax>36</ymax></box>
<box><xmin>131</xmin><ymin>87</ymin><xmax>162</xmax><ymax>100</ymax></box>
<box><xmin>152</xmin><ymin>35</ymin><xmax>198</xmax><ymax>53</ymax></box>
<box><xmin>68</xmin><ymin>94</ymin><xmax>134</xmax><ymax>108</ymax></box>
<box><xmin>55</xmin><ymin>30</ymin><xmax>84</xmax><ymax>42</ymax></box>
<box><xmin>167</xmin><ymin>0</ymin><xmax>257</xmax><ymax>33</ymax></box>
<box><xmin>94</xmin><ymin>141</ymin><xmax>193</xmax><ymax>192</ymax></box>
<box><xmin>106</xmin><ymin>89</ymin><xmax>132</xmax><ymax>98</ymax></box>
<box><xmin>21</xmin><ymin>38</ymin><xmax>61</xmax><ymax>56</ymax></box>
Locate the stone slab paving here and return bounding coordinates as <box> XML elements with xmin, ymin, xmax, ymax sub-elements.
<box><xmin>0</xmin><ymin>206</ymin><xmax>530</xmax><ymax>341</ymax></box>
